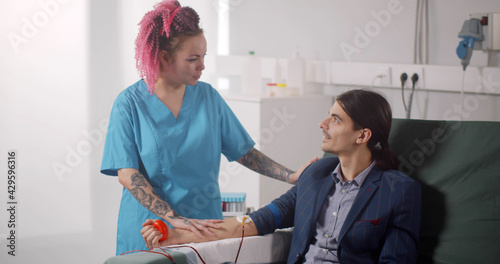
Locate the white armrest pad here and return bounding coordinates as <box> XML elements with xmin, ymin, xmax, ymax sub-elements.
<box><xmin>164</xmin><ymin>228</ymin><xmax>293</xmax><ymax>264</ymax></box>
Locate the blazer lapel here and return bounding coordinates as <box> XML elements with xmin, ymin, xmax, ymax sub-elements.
<box><xmin>338</xmin><ymin>167</ymin><xmax>382</xmax><ymax>242</ymax></box>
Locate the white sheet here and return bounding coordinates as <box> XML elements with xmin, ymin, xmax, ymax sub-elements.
<box><xmin>163</xmin><ymin>228</ymin><xmax>293</xmax><ymax>264</ymax></box>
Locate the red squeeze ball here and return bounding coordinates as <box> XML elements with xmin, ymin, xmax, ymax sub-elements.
<box><xmin>153</xmin><ymin>220</ymin><xmax>169</xmax><ymax>241</ymax></box>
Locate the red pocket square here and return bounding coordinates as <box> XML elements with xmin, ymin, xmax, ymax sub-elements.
<box><xmin>357</xmin><ymin>218</ymin><xmax>384</xmax><ymax>226</ymax></box>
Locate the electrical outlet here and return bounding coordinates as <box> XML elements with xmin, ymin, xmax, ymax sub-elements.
<box><xmin>393</xmin><ymin>66</ymin><xmax>424</xmax><ymax>89</ymax></box>
<box><xmin>376</xmin><ymin>66</ymin><xmax>392</xmax><ymax>86</ymax></box>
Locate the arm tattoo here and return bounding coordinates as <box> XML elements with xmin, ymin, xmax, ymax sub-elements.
<box><xmin>129</xmin><ymin>172</ymin><xmax>173</xmax><ymax>217</ymax></box>
<box><xmin>130</xmin><ymin>173</ymin><xmax>154</xmax><ymax>209</ymax></box>
<box><xmin>153</xmin><ymin>200</ymin><xmax>172</xmax><ymax>217</ymax></box>
<box><xmin>168</xmin><ymin>214</ymin><xmax>192</xmax><ymax>225</ymax></box>
<box><xmin>238</xmin><ymin>148</ymin><xmax>294</xmax><ymax>182</ymax></box>
<box><xmin>131</xmin><ymin>172</ymin><xmax>148</xmax><ymax>188</ymax></box>
<box><xmin>130</xmin><ymin>186</ymin><xmax>154</xmax><ymax>209</ymax></box>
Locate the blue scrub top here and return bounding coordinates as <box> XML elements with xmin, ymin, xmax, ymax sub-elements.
<box><xmin>101</xmin><ymin>80</ymin><xmax>255</xmax><ymax>255</ymax></box>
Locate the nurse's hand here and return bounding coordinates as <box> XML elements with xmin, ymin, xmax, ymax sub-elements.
<box><xmin>287</xmin><ymin>157</ymin><xmax>319</xmax><ymax>184</ymax></box>
<box><xmin>167</xmin><ymin>212</ymin><xmax>222</xmax><ymax>239</ymax></box>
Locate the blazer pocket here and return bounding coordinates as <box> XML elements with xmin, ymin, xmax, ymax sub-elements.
<box><xmin>354</xmin><ymin>218</ymin><xmax>385</xmax><ymax>228</ymax></box>
<box><xmin>347</xmin><ymin>218</ymin><xmax>387</xmax><ymax>253</ymax></box>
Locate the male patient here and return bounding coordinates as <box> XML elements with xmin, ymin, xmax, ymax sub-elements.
<box><xmin>142</xmin><ymin>89</ymin><xmax>422</xmax><ymax>264</ymax></box>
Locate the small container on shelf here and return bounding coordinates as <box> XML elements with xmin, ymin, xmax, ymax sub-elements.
<box><xmin>241</xmin><ymin>51</ymin><xmax>262</xmax><ymax>96</ymax></box>
<box><xmin>221</xmin><ymin>192</ymin><xmax>246</xmax><ymax>219</ymax></box>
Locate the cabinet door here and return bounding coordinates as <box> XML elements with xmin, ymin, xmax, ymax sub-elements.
<box><xmin>219</xmin><ymin>100</ymin><xmax>261</xmax><ymax>210</ymax></box>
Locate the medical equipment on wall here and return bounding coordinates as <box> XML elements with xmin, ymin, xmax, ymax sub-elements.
<box><xmin>456</xmin><ymin>18</ymin><xmax>483</xmax><ymax>71</ymax></box>
<box><xmin>456</xmin><ymin>13</ymin><xmax>500</xmax><ymax>71</ymax></box>
<box><xmin>456</xmin><ymin>13</ymin><xmax>499</xmax><ymax>120</ymax></box>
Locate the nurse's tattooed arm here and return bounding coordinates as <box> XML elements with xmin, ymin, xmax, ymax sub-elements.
<box><xmin>141</xmin><ymin>217</ymin><xmax>259</xmax><ymax>250</ymax></box>
<box><xmin>237</xmin><ymin>148</ymin><xmax>318</xmax><ymax>184</ymax></box>
<box><xmin>117</xmin><ymin>168</ymin><xmax>221</xmax><ymax>238</ymax></box>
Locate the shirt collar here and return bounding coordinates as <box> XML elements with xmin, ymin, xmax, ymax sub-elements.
<box><xmin>332</xmin><ymin>161</ymin><xmax>376</xmax><ymax>186</ymax></box>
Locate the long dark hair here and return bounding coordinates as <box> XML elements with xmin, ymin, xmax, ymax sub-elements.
<box><xmin>337</xmin><ymin>89</ymin><xmax>400</xmax><ymax>171</ymax></box>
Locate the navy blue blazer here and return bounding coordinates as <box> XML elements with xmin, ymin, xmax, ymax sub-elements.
<box><xmin>250</xmin><ymin>157</ymin><xmax>421</xmax><ymax>264</ymax></box>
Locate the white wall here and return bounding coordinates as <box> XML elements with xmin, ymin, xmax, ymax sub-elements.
<box><xmin>227</xmin><ymin>0</ymin><xmax>500</xmax><ymax>66</ymax></box>
<box><xmin>0</xmin><ymin>1</ymin><xmax>219</xmax><ymax>263</ymax></box>
<box><xmin>222</xmin><ymin>0</ymin><xmax>500</xmax><ymax>121</ymax></box>
<box><xmin>0</xmin><ymin>0</ymin><xmax>98</xmax><ymax>263</ymax></box>
<box><xmin>1</xmin><ymin>1</ymin><xmax>499</xmax><ymax>264</ymax></box>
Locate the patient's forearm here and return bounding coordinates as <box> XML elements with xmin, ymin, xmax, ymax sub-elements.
<box><xmin>160</xmin><ymin>217</ymin><xmax>259</xmax><ymax>246</ymax></box>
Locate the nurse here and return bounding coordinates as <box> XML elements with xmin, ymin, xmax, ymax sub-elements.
<box><xmin>101</xmin><ymin>0</ymin><xmax>316</xmax><ymax>255</ymax></box>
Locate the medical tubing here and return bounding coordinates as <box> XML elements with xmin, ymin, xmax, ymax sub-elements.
<box><xmin>414</xmin><ymin>0</ymin><xmax>428</xmax><ymax>64</ymax></box>
<box><xmin>423</xmin><ymin>0</ymin><xmax>429</xmax><ymax>64</ymax></box>
<box><xmin>406</xmin><ymin>73</ymin><xmax>419</xmax><ymax>119</ymax></box>
<box><xmin>266</xmin><ymin>203</ymin><xmax>282</xmax><ymax>229</ymax></box>
<box><xmin>413</xmin><ymin>0</ymin><xmax>420</xmax><ymax>64</ymax></box>
<box><xmin>417</xmin><ymin>0</ymin><xmax>423</xmax><ymax>64</ymax></box>
<box><xmin>120</xmin><ymin>249</ymin><xmax>176</xmax><ymax>263</ymax></box>
<box><xmin>166</xmin><ymin>245</ymin><xmax>206</xmax><ymax>264</ymax></box>
<box><xmin>158</xmin><ymin>248</ymin><xmax>177</xmax><ymax>264</ymax></box>
<box><xmin>460</xmin><ymin>70</ymin><xmax>466</xmax><ymax>121</ymax></box>
<box><xmin>234</xmin><ymin>216</ymin><xmax>247</xmax><ymax>263</ymax></box>
<box><xmin>400</xmin><ymin>73</ymin><xmax>408</xmax><ymax>112</ymax></box>
<box><xmin>413</xmin><ymin>0</ymin><xmax>429</xmax><ymax>64</ymax></box>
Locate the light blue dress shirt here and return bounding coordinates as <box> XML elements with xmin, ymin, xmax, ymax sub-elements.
<box><xmin>101</xmin><ymin>80</ymin><xmax>255</xmax><ymax>255</ymax></box>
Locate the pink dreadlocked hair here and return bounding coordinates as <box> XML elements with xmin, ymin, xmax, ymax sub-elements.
<box><xmin>135</xmin><ymin>0</ymin><xmax>202</xmax><ymax>94</ymax></box>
